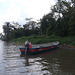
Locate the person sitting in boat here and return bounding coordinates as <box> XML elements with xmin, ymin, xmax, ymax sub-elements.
<box><xmin>25</xmin><ymin>41</ymin><xmax>32</xmax><ymax>48</ymax></box>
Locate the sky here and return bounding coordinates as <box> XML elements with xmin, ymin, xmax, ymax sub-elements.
<box><xmin>0</xmin><ymin>0</ymin><xmax>56</xmax><ymax>33</ymax></box>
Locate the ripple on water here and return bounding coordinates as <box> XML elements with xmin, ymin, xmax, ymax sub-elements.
<box><xmin>0</xmin><ymin>41</ymin><xmax>75</xmax><ymax>75</ymax></box>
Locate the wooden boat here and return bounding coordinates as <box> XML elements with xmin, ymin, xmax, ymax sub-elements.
<box><xmin>19</xmin><ymin>41</ymin><xmax>59</xmax><ymax>55</ymax></box>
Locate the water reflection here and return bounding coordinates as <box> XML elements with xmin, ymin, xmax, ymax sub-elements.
<box><xmin>0</xmin><ymin>40</ymin><xmax>75</xmax><ymax>75</ymax></box>
<box><xmin>20</xmin><ymin>55</ymin><xmax>50</xmax><ymax>75</ymax></box>
<box><xmin>20</xmin><ymin>48</ymin><xmax>75</xmax><ymax>75</ymax></box>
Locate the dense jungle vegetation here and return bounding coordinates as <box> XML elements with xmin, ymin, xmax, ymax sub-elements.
<box><xmin>1</xmin><ymin>0</ymin><xmax>75</xmax><ymax>45</ymax></box>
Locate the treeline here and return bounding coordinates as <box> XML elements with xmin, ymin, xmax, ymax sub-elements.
<box><xmin>2</xmin><ymin>0</ymin><xmax>75</xmax><ymax>41</ymax></box>
<box><xmin>41</xmin><ymin>0</ymin><xmax>75</xmax><ymax>36</ymax></box>
<box><xmin>2</xmin><ymin>20</ymin><xmax>41</xmax><ymax>41</ymax></box>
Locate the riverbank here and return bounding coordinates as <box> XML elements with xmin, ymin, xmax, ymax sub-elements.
<box><xmin>59</xmin><ymin>44</ymin><xmax>75</xmax><ymax>50</ymax></box>
<box><xmin>11</xmin><ymin>35</ymin><xmax>75</xmax><ymax>47</ymax></box>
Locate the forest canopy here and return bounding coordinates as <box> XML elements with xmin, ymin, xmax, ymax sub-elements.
<box><xmin>2</xmin><ymin>0</ymin><xmax>75</xmax><ymax>41</ymax></box>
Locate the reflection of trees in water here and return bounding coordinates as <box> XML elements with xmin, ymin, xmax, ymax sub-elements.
<box><xmin>42</xmin><ymin>48</ymin><xmax>75</xmax><ymax>74</ymax></box>
<box><xmin>56</xmin><ymin>49</ymin><xmax>75</xmax><ymax>73</ymax></box>
<box><xmin>20</xmin><ymin>54</ymin><xmax>48</xmax><ymax>74</ymax></box>
<box><xmin>20</xmin><ymin>51</ymin><xmax>60</xmax><ymax>75</ymax></box>
<box><xmin>20</xmin><ymin>49</ymin><xmax>75</xmax><ymax>75</ymax></box>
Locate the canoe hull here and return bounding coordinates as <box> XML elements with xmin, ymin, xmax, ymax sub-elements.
<box><xmin>20</xmin><ymin>45</ymin><xmax>58</xmax><ymax>55</ymax></box>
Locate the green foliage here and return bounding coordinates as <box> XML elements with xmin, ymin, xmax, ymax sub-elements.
<box><xmin>2</xmin><ymin>20</ymin><xmax>41</xmax><ymax>41</ymax></box>
<box><xmin>11</xmin><ymin>35</ymin><xmax>75</xmax><ymax>46</ymax></box>
<box><xmin>40</xmin><ymin>0</ymin><xmax>75</xmax><ymax>37</ymax></box>
<box><xmin>3</xmin><ymin>22</ymin><xmax>14</xmax><ymax>41</ymax></box>
<box><xmin>2</xmin><ymin>0</ymin><xmax>75</xmax><ymax>46</ymax></box>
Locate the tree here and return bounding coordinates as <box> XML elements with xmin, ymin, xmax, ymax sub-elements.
<box><xmin>3</xmin><ymin>22</ymin><xmax>15</xmax><ymax>41</ymax></box>
<box><xmin>61</xmin><ymin>0</ymin><xmax>75</xmax><ymax>36</ymax></box>
<box><xmin>41</xmin><ymin>14</ymin><xmax>52</xmax><ymax>35</ymax></box>
<box><xmin>40</xmin><ymin>0</ymin><xmax>75</xmax><ymax>36</ymax></box>
<box><xmin>3</xmin><ymin>22</ymin><xmax>10</xmax><ymax>41</ymax></box>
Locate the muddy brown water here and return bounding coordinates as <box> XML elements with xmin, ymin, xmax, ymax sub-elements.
<box><xmin>0</xmin><ymin>40</ymin><xmax>75</xmax><ymax>75</ymax></box>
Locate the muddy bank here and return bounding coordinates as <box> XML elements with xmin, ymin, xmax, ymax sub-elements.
<box><xmin>59</xmin><ymin>45</ymin><xmax>75</xmax><ymax>50</ymax></box>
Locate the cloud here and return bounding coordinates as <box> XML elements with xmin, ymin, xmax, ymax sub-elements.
<box><xmin>0</xmin><ymin>0</ymin><xmax>56</xmax><ymax>33</ymax></box>
<box><xmin>22</xmin><ymin>0</ymin><xmax>55</xmax><ymax>20</ymax></box>
<box><xmin>0</xmin><ymin>0</ymin><xmax>6</xmax><ymax>2</ymax></box>
<box><xmin>7</xmin><ymin>4</ymin><xmax>21</xmax><ymax>21</ymax></box>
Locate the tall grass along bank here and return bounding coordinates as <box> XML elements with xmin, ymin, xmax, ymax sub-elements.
<box><xmin>11</xmin><ymin>35</ymin><xmax>75</xmax><ymax>47</ymax></box>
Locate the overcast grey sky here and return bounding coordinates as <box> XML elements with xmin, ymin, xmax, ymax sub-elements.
<box><xmin>0</xmin><ymin>0</ymin><xmax>56</xmax><ymax>33</ymax></box>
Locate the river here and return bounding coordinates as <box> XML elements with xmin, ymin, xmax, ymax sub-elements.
<box><xmin>0</xmin><ymin>40</ymin><xmax>75</xmax><ymax>75</ymax></box>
